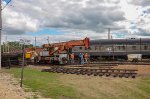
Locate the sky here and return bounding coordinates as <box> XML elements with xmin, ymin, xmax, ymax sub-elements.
<box><xmin>2</xmin><ymin>0</ymin><xmax>150</xmax><ymax>45</ymax></box>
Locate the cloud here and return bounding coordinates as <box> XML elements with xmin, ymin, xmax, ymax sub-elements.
<box><xmin>130</xmin><ymin>0</ymin><xmax>150</xmax><ymax>6</ymax></box>
<box><xmin>2</xmin><ymin>0</ymin><xmax>150</xmax><ymax>44</ymax></box>
<box><xmin>135</xmin><ymin>28</ymin><xmax>150</xmax><ymax>36</ymax></box>
<box><xmin>43</xmin><ymin>0</ymin><xmax>125</xmax><ymax>32</ymax></box>
<box><xmin>2</xmin><ymin>0</ymin><xmax>125</xmax><ymax>35</ymax></box>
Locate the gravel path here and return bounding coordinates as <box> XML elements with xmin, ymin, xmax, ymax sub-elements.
<box><xmin>0</xmin><ymin>70</ymin><xmax>49</xmax><ymax>99</ymax></box>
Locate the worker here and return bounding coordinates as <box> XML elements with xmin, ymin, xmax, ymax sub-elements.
<box><xmin>70</xmin><ymin>53</ymin><xmax>75</xmax><ymax>64</ymax></box>
<box><xmin>84</xmin><ymin>53</ymin><xmax>88</xmax><ymax>63</ymax></box>
<box><xmin>79</xmin><ymin>53</ymin><xmax>84</xmax><ymax>65</ymax></box>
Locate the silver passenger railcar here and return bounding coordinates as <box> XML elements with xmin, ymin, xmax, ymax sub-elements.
<box><xmin>72</xmin><ymin>38</ymin><xmax>150</xmax><ymax>61</ymax></box>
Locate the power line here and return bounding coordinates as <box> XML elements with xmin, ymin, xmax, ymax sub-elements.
<box><xmin>2</xmin><ymin>0</ymin><xmax>12</xmax><ymax>11</ymax></box>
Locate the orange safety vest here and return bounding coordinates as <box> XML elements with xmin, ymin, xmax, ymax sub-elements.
<box><xmin>84</xmin><ymin>53</ymin><xmax>88</xmax><ymax>58</ymax></box>
<box><xmin>70</xmin><ymin>54</ymin><xmax>74</xmax><ymax>59</ymax></box>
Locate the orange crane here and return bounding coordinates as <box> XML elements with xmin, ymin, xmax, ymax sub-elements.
<box><xmin>43</xmin><ymin>37</ymin><xmax>90</xmax><ymax>54</ymax></box>
<box><xmin>39</xmin><ymin>37</ymin><xmax>90</xmax><ymax>64</ymax></box>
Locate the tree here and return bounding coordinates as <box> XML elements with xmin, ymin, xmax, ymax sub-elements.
<box><xmin>1</xmin><ymin>41</ymin><xmax>34</xmax><ymax>53</ymax></box>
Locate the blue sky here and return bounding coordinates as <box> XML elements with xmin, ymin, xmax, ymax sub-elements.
<box><xmin>3</xmin><ymin>0</ymin><xmax>11</xmax><ymax>4</ymax></box>
<box><xmin>26</xmin><ymin>28</ymin><xmax>64</xmax><ymax>36</ymax></box>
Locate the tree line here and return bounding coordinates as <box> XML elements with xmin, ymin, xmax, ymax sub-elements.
<box><xmin>1</xmin><ymin>41</ymin><xmax>34</xmax><ymax>53</ymax></box>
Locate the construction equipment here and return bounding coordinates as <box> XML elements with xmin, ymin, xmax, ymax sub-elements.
<box><xmin>127</xmin><ymin>54</ymin><xmax>142</xmax><ymax>62</ymax></box>
<box><xmin>24</xmin><ymin>48</ymin><xmax>42</xmax><ymax>64</ymax></box>
<box><xmin>36</xmin><ymin>37</ymin><xmax>90</xmax><ymax>64</ymax></box>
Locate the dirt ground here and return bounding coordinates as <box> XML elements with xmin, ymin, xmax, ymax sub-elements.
<box><xmin>115</xmin><ymin>65</ymin><xmax>150</xmax><ymax>76</ymax></box>
<box><xmin>0</xmin><ymin>71</ymin><xmax>27</xmax><ymax>99</ymax></box>
<box><xmin>0</xmin><ymin>70</ymin><xmax>50</xmax><ymax>99</ymax></box>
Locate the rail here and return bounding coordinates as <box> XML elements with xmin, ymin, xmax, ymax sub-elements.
<box><xmin>42</xmin><ymin>67</ymin><xmax>138</xmax><ymax>78</ymax></box>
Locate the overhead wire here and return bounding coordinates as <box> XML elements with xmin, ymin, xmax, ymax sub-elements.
<box><xmin>2</xmin><ymin>0</ymin><xmax>12</xmax><ymax>11</ymax></box>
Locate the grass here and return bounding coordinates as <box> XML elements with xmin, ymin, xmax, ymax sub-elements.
<box><xmin>4</xmin><ymin>67</ymin><xmax>150</xmax><ymax>99</ymax></box>
<box><xmin>137</xmin><ymin>77</ymin><xmax>150</xmax><ymax>94</ymax></box>
<box><xmin>59</xmin><ymin>74</ymin><xmax>150</xmax><ymax>99</ymax></box>
<box><xmin>5</xmin><ymin>67</ymin><xmax>80</xmax><ymax>99</ymax></box>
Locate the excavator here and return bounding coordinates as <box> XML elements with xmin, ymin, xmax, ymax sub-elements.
<box><xmin>38</xmin><ymin>37</ymin><xmax>90</xmax><ymax>64</ymax></box>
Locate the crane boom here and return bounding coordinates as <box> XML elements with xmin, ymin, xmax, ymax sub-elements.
<box><xmin>43</xmin><ymin>37</ymin><xmax>90</xmax><ymax>55</ymax></box>
<box><xmin>43</xmin><ymin>37</ymin><xmax>90</xmax><ymax>49</ymax></box>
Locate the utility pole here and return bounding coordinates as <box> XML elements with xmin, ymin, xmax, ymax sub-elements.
<box><xmin>5</xmin><ymin>36</ymin><xmax>7</xmax><ymax>52</ymax></box>
<box><xmin>108</xmin><ymin>28</ymin><xmax>110</xmax><ymax>40</ymax></box>
<box><xmin>0</xmin><ymin>0</ymin><xmax>2</xmax><ymax>69</ymax></box>
<box><xmin>20</xmin><ymin>39</ymin><xmax>30</xmax><ymax>87</ymax></box>
<box><xmin>112</xmin><ymin>36</ymin><xmax>114</xmax><ymax>61</ymax></box>
<box><xmin>140</xmin><ymin>38</ymin><xmax>142</xmax><ymax>61</ymax></box>
<box><xmin>3</xmin><ymin>42</ymin><xmax>5</xmax><ymax>53</ymax></box>
<box><xmin>48</xmin><ymin>36</ymin><xmax>50</xmax><ymax>44</ymax></box>
<box><xmin>20</xmin><ymin>43</ymin><xmax>25</xmax><ymax>87</ymax></box>
<box><xmin>7</xmin><ymin>43</ymin><xmax>9</xmax><ymax>53</ymax></box>
<box><xmin>2</xmin><ymin>42</ymin><xmax>4</xmax><ymax>53</ymax></box>
<box><xmin>35</xmin><ymin>37</ymin><xmax>36</xmax><ymax>50</ymax></box>
<box><xmin>0</xmin><ymin>0</ymin><xmax>12</xmax><ymax>69</ymax></box>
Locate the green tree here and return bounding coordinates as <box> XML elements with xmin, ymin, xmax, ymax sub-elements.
<box><xmin>1</xmin><ymin>41</ymin><xmax>34</xmax><ymax>53</ymax></box>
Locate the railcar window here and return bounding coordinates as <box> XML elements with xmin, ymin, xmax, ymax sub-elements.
<box><xmin>73</xmin><ymin>47</ymin><xmax>77</xmax><ymax>51</ymax></box>
<box><xmin>118</xmin><ymin>46</ymin><xmax>121</xmax><ymax>50</ymax></box>
<box><xmin>144</xmin><ymin>45</ymin><xmax>148</xmax><ymax>50</ymax></box>
<box><xmin>95</xmin><ymin>46</ymin><xmax>98</xmax><ymax>50</ymax></box>
<box><xmin>79</xmin><ymin>47</ymin><xmax>82</xmax><ymax>50</ymax></box>
<box><xmin>132</xmin><ymin>46</ymin><xmax>136</xmax><ymax>50</ymax></box>
<box><xmin>99</xmin><ymin>46</ymin><xmax>101</xmax><ymax>50</ymax></box>
<box><xmin>122</xmin><ymin>46</ymin><xmax>125</xmax><ymax>50</ymax></box>
<box><xmin>89</xmin><ymin>47</ymin><xmax>92</xmax><ymax>50</ymax></box>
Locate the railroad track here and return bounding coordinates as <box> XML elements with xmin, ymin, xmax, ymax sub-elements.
<box><xmin>52</xmin><ymin>64</ymin><xmax>118</xmax><ymax>68</ymax></box>
<box><xmin>89</xmin><ymin>62</ymin><xmax>150</xmax><ymax>65</ymax></box>
<box><xmin>42</xmin><ymin>67</ymin><xmax>138</xmax><ymax>78</ymax></box>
